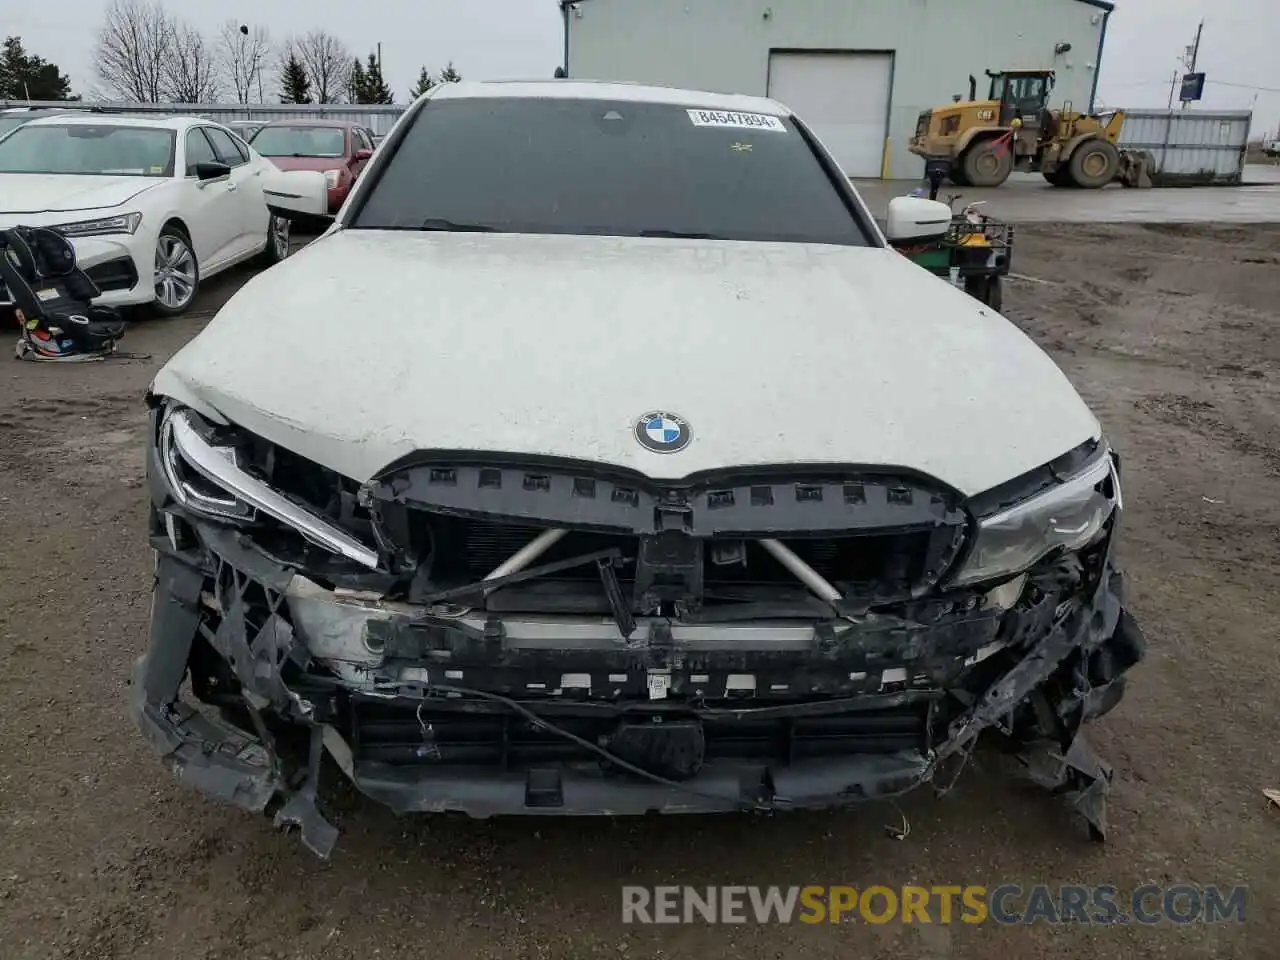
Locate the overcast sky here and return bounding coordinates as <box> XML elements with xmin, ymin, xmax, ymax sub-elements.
<box><xmin>8</xmin><ymin>0</ymin><xmax>1279</xmax><ymax>136</ymax></box>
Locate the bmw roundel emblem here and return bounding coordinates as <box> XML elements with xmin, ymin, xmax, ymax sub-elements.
<box><xmin>634</xmin><ymin>411</ymin><xmax>691</xmax><ymax>454</ymax></box>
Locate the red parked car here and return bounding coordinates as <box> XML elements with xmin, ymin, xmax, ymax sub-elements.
<box><xmin>249</xmin><ymin>120</ymin><xmax>377</xmax><ymax>213</ymax></box>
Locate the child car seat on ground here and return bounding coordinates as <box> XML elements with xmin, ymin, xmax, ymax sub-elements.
<box><xmin>1</xmin><ymin>225</ymin><xmax>126</xmax><ymax>362</ymax></box>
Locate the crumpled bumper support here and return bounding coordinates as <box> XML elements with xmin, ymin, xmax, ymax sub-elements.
<box><xmin>130</xmin><ymin>530</ymin><xmax>1145</xmax><ymax>858</ymax></box>
<box><xmin>129</xmin><ymin>550</ymin><xmax>340</xmax><ymax>857</ymax></box>
<box><xmin>928</xmin><ymin>567</ymin><xmax>1145</xmax><ymax>840</ymax></box>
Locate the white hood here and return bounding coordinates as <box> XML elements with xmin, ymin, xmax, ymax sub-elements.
<box><xmin>151</xmin><ymin>230</ymin><xmax>1099</xmax><ymax>497</ymax></box>
<box><xmin>0</xmin><ymin>173</ymin><xmax>162</xmax><ymax>215</ymax></box>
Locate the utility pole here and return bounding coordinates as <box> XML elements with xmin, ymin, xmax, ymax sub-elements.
<box><xmin>1181</xmin><ymin>19</ymin><xmax>1204</xmax><ymax>110</ymax></box>
<box><xmin>1167</xmin><ymin>70</ymin><xmax>1178</xmax><ymax>110</ymax></box>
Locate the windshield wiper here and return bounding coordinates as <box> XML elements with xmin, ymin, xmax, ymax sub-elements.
<box><xmin>418</xmin><ymin>218</ymin><xmax>499</xmax><ymax>233</ymax></box>
<box><xmin>639</xmin><ymin>229</ymin><xmax>725</xmax><ymax>240</ymax></box>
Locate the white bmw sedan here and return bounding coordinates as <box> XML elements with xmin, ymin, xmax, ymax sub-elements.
<box><xmin>0</xmin><ymin>114</ymin><xmax>319</xmax><ymax>315</ymax></box>
<box><xmin>135</xmin><ymin>81</ymin><xmax>1145</xmax><ymax>855</ymax></box>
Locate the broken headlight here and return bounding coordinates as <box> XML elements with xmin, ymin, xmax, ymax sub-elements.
<box><xmin>950</xmin><ymin>451</ymin><xmax>1119</xmax><ymax>587</ymax></box>
<box><xmin>156</xmin><ymin>405</ymin><xmax>380</xmax><ymax>569</ymax></box>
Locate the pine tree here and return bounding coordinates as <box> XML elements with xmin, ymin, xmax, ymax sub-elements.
<box><xmin>409</xmin><ymin>66</ymin><xmax>435</xmax><ymax>99</ymax></box>
<box><xmin>348</xmin><ymin>57</ymin><xmax>367</xmax><ymax>103</ymax></box>
<box><xmin>439</xmin><ymin>61</ymin><xmax>461</xmax><ymax>83</ymax></box>
<box><xmin>1</xmin><ymin>35</ymin><xmax>74</xmax><ymax>100</ymax></box>
<box><xmin>279</xmin><ymin>53</ymin><xmax>312</xmax><ymax>104</ymax></box>
<box><xmin>362</xmin><ymin>52</ymin><xmax>392</xmax><ymax>104</ymax></box>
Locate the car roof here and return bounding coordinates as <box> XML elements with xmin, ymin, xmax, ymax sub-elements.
<box><xmin>20</xmin><ymin>113</ymin><xmax>204</xmax><ymax>131</ymax></box>
<box><xmin>1</xmin><ymin>107</ymin><xmax>88</xmax><ymax>116</ymax></box>
<box><xmin>429</xmin><ymin>79</ymin><xmax>792</xmax><ymax>116</ymax></box>
<box><xmin>255</xmin><ymin>118</ymin><xmax>358</xmax><ymax>128</ymax></box>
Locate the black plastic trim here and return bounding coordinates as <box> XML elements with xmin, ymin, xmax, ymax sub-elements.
<box><xmin>965</xmin><ymin>437</ymin><xmax>1104</xmax><ymax>519</ymax></box>
<box><xmin>370</xmin><ymin>458</ymin><xmax>965</xmax><ymax>538</ymax></box>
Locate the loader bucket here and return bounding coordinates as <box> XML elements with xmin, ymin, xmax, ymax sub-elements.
<box><xmin>1118</xmin><ymin>150</ymin><xmax>1155</xmax><ymax>189</ymax></box>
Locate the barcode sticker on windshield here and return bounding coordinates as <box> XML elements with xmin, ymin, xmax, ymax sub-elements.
<box><xmin>687</xmin><ymin>109</ymin><xmax>786</xmax><ymax>132</ymax></box>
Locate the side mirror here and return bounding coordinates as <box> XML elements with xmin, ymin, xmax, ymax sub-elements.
<box><xmin>194</xmin><ymin>161</ymin><xmax>231</xmax><ymax>182</ymax></box>
<box><xmin>884</xmin><ymin>197</ymin><xmax>953</xmax><ymax>244</ymax></box>
<box><xmin>353</xmin><ymin>148</ymin><xmax>373</xmax><ymax>161</ymax></box>
<box><xmin>261</xmin><ymin>168</ymin><xmax>331</xmax><ymax>222</ymax></box>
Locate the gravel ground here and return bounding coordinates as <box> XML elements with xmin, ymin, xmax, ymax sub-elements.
<box><xmin>1</xmin><ymin>223</ymin><xmax>1278</xmax><ymax>959</ymax></box>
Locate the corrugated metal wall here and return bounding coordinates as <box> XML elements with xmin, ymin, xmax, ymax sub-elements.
<box><xmin>1118</xmin><ymin>110</ymin><xmax>1253</xmax><ymax>185</ymax></box>
<box><xmin>1</xmin><ymin>100</ymin><xmax>409</xmax><ymax>135</ymax></box>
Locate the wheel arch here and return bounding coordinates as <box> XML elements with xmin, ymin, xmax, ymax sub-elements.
<box><xmin>157</xmin><ymin>215</ymin><xmax>193</xmax><ymax>245</ymax></box>
<box><xmin>955</xmin><ymin>126</ymin><xmax>1009</xmax><ymax>159</ymax></box>
<box><xmin>150</xmin><ymin>212</ymin><xmax>205</xmax><ymax>268</ymax></box>
<box><xmin>1059</xmin><ymin>132</ymin><xmax>1107</xmax><ymax>165</ymax></box>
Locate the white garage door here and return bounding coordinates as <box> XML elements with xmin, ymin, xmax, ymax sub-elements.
<box><xmin>767</xmin><ymin>52</ymin><xmax>892</xmax><ymax>178</ymax></box>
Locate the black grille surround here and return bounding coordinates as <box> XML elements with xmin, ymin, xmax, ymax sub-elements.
<box><xmin>368</xmin><ymin>457</ymin><xmax>970</xmax><ymax>612</ymax></box>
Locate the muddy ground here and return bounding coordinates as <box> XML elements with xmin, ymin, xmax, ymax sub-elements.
<box><xmin>1</xmin><ymin>223</ymin><xmax>1279</xmax><ymax>959</ymax></box>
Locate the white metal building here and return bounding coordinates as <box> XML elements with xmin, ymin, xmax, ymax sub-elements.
<box><xmin>559</xmin><ymin>0</ymin><xmax>1114</xmax><ymax>179</ymax></box>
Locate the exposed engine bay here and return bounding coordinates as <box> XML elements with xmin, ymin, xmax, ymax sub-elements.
<box><xmin>133</xmin><ymin>403</ymin><xmax>1146</xmax><ymax>858</ymax></box>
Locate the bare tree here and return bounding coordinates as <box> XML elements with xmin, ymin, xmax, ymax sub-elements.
<box><xmin>94</xmin><ymin>0</ymin><xmax>176</xmax><ymax>102</ymax></box>
<box><xmin>290</xmin><ymin>30</ymin><xmax>351</xmax><ymax>104</ymax></box>
<box><xmin>163</xmin><ymin>23</ymin><xmax>219</xmax><ymax>103</ymax></box>
<box><xmin>218</xmin><ymin>21</ymin><xmax>270</xmax><ymax>104</ymax></box>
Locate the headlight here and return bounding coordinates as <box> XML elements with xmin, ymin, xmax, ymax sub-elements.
<box><xmin>323</xmin><ymin>169</ymin><xmax>342</xmax><ymax>188</ymax></box>
<box><xmin>157</xmin><ymin>406</ymin><xmax>380</xmax><ymax>569</ymax></box>
<box><xmin>950</xmin><ymin>451</ymin><xmax>1120</xmax><ymax>587</ymax></box>
<box><xmin>51</xmin><ymin>212</ymin><xmax>143</xmax><ymax>238</ymax></box>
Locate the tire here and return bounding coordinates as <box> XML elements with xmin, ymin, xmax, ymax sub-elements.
<box><xmin>151</xmin><ymin>224</ymin><xmax>200</xmax><ymax>317</ymax></box>
<box><xmin>986</xmin><ymin>275</ymin><xmax>1004</xmax><ymax>313</ymax></box>
<box><xmin>963</xmin><ymin>275</ymin><xmax>1005</xmax><ymax>312</ymax></box>
<box><xmin>948</xmin><ymin>167</ymin><xmax>970</xmax><ymax>187</ymax></box>
<box><xmin>1067</xmin><ymin>139</ymin><xmax>1121</xmax><ymax>189</ymax></box>
<box><xmin>961</xmin><ymin>139</ymin><xmax>1014</xmax><ymax>188</ymax></box>
<box><xmin>1042</xmin><ymin>166</ymin><xmax>1074</xmax><ymax>187</ymax></box>
<box><xmin>257</xmin><ymin>214</ymin><xmax>292</xmax><ymax>267</ymax></box>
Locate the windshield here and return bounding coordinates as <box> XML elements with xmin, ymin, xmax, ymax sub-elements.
<box><xmin>350</xmin><ymin>98</ymin><xmax>869</xmax><ymax>246</ymax></box>
<box><xmin>0</xmin><ymin>124</ymin><xmax>176</xmax><ymax>176</ymax></box>
<box><xmin>251</xmin><ymin>125</ymin><xmax>346</xmax><ymax>158</ymax></box>
<box><xmin>0</xmin><ymin>115</ymin><xmax>33</xmax><ymax>139</ymax></box>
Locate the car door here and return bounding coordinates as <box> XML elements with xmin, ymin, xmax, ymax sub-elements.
<box><xmin>203</xmin><ymin>125</ymin><xmax>267</xmax><ymax>260</ymax></box>
<box><xmin>180</xmin><ymin>127</ymin><xmax>241</xmax><ymax>272</ymax></box>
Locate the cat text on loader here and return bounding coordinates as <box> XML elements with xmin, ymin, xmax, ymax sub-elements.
<box><xmin>909</xmin><ymin>69</ymin><xmax>1154</xmax><ymax>189</ymax></box>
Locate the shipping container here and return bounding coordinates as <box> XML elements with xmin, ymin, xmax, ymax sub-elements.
<box><xmin>1117</xmin><ymin>109</ymin><xmax>1253</xmax><ymax>186</ymax></box>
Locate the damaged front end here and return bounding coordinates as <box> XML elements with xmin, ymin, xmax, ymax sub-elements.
<box><xmin>132</xmin><ymin>403</ymin><xmax>1146</xmax><ymax>857</ymax></box>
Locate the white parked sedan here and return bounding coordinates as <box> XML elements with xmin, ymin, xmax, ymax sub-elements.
<box><xmin>136</xmin><ymin>81</ymin><xmax>1144</xmax><ymax>856</ymax></box>
<box><xmin>0</xmin><ymin>114</ymin><xmax>325</xmax><ymax>315</ymax></box>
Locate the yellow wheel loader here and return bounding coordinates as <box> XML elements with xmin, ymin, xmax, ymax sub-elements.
<box><xmin>909</xmin><ymin>69</ymin><xmax>1154</xmax><ymax>189</ymax></box>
